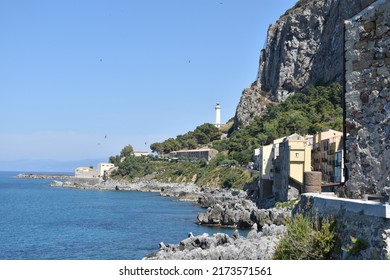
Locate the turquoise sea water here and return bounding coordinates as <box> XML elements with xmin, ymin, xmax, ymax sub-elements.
<box><xmin>0</xmin><ymin>171</ymin><xmax>238</xmax><ymax>260</ymax></box>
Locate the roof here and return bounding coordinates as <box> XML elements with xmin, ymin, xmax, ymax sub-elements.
<box><xmin>171</xmin><ymin>148</ymin><xmax>217</xmax><ymax>153</ymax></box>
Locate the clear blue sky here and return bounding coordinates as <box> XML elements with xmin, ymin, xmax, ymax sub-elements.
<box><xmin>0</xmin><ymin>0</ymin><xmax>297</xmax><ymax>171</ymax></box>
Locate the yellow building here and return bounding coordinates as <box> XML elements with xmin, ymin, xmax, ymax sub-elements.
<box><xmin>312</xmin><ymin>129</ymin><xmax>343</xmax><ymax>182</ymax></box>
<box><xmin>273</xmin><ymin>134</ymin><xmax>312</xmax><ymax>201</ymax></box>
<box><xmin>286</xmin><ymin>137</ymin><xmax>312</xmax><ymax>184</ymax></box>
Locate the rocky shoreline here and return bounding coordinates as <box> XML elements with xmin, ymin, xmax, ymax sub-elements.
<box><xmin>16</xmin><ymin>173</ymin><xmax>73</xmax><ymax>180</ymax></box>
<box><xmin>48</xmin><ymin>177</ymin><xmax>292</xmax><ymax>259</ymax></box>
<box><xmin>149</xmin><ymin>186</ymin><xmax>291</xmax><ymax>260</ymax></box>
<box><xmin>144</xmin><ymin>223</ymin><xmax>286</xmax><ymax>260</ymax></box>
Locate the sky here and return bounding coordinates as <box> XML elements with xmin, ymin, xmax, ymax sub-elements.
<box><xmin>0</xmin><ymin>0</ymin><xmax>297</xmax><ymax>171</ymax></box>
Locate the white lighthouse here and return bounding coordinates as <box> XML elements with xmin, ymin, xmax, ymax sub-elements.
<box><xmin>215</xmin><ymin>102</ymin><xmax>221</xmax><ymax>128</ymax></box>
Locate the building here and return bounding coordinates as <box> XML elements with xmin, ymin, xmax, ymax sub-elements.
<box><xmin>272</xmin><ymin>134</ymin><xmax>312</xmax><ymax>201</ymax></box>
<box><xmin>215</xmin><ymin>103</ymin><xmax>221</xmax><ymax>128</ymax></box>
<box><xmin>312</xmin><ymin>129</ymin><xmax>344</xmax><ymax>182</ymax></box>
<box><xmin>257</xmin><ymin>144</ymin><xmax>274</xmax><ymax>199</ymax></box>
<box><xmin>75</xmin><ymin>163</ymin><xmax>115</xmax><ymax>179</ymax></box>
<box><xmin>256</xmin><ymin>133</ymin><xmax>312</xmax><ymax>201</ymax></box>
<box><xmin>75</xmin><ymin>166</ymin><xmax>99</xmax><ymax>178</ymax></box>
<box><xmin>170</xmin><ymin>148</ymin><xmax>218</xmax><ymax>161</ymax></box>
<box><xmin>133</xmin><ymin>151</ymin><xmax>150</xmax><ymax>157</ymax></box>
<box><xmin>253</xmin><ymin>148</ymin><xmax>260</xmax><ymax>170</ymax></box>
<box><xmin>97</xmin><ymin>163</ymin><xmax>115</xmax><ymax>177</ymax></box>
<box><xmin>334</xmin><ymin>150</ymin><xmax>344</xmax><ymax>183</ymax></box>
<box><xmin>285</xmin><ymin>136</ymin><xmax>312</xmax><ymax>184</ymax></box>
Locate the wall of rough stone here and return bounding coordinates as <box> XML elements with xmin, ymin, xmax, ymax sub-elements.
<box><xmin>344</xmin><ymin>0</ymin><xmax>390</xmax><ymax>199</ymax></box>
<box><xmin>296</xmin><ymin>194</ymin><xmax>390</xmax><ymax>260</ymax></box>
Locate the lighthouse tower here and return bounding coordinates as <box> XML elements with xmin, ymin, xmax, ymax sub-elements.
<box><xmin>215</xmin><ymin>103</ymin><xmax>221</xmax><ymax>128</ymax></box>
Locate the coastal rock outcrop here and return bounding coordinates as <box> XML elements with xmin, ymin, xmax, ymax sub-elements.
<box><xmin>145</xmin><ymin>223</ymin><xmax>286</xmax><ymax>260</ymax></box>
<box><xmin>197</xmin><ymin>189</ymin><xmax>291</xmax><ymax>228</ymax></box>
<box><xmin>234</xmin><ymin>0</ymin><xmax>374</xmax><ymax>128</ymax></box>
<box><xmin>46</xmin><ymin>176</ymin><xmax>292</xmax><ymax>259</ymax></box>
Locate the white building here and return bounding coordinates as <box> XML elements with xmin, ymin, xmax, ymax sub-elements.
<box><xmin>133</xmin><ymin>151</ymin><xmax>150</xmax><ymax>157</ymax></box>
<box><xmin>75</xmin><ymin>167</ymin><xmax>99</xmax><ymax>178</ymax></box>
<box><xmin>97</xmin><ymin>163</ymin><xmax>115</xmax><ymax>177</ymax></box>
<box><xmin>75</xmin><ymin>163</ymin><xmax>115</xmax><ymax>178</ymax></box>
<box><xmin>215</xmin><ymin>103</ymin><xmax>221</xmax><ymax>128</ymax></box>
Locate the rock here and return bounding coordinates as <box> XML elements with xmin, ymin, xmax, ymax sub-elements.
<box><xmin>196</xmin><ymin>187</ymin><xmax>291</xmax><ymax>229</ymax></box>
<box><xmin>288</xmin><ymin>186</ymin><xmax>300</xmax><ymax>200</ymax></box>
<box><xmin>236</xmin><ymin>211</ymin><xmax>253</xmax><ymax>228</ymax></box>
<box><xmin>145</xmin><ymin>225</ymin><xmax>286</xmax><ymax>260</ymax></box>
<box><xmin>247</xmin><ymin>224</ymin><xmax>259</xmax><ymax>239</ymax></box>
<box><xmin>208</xmin><ymin>204</ymin><xmax>224</xmax><ymax>224</ymax></box>
<box><xmin>222</xmin><ymin>207</ymin><xmax>236</xmax><ymax>226</ymax></box>
<box><xmin>251</xmin><ymin>210</ymin><xmax>271</xmax><ymax>227</ymax></box>
<box><xmin>234</xmin><ymin>86</ymin><xmax>272</xmax><ymax>128</ymax></box>
<box><xmin>234</xmin><ymin>0</ymin><xmax>374</xmax><ymax>128</ymax></box>
<box><xmin>50</xmin><ymin>180</ymin><xmax>63</xmax><ymax>187</ymax></box>
<box><xmin>261</xmin><ymin>224</ymin><xmax>287</xmax><ymax>237</ymax></box>
<box><xmin>196</xmin><ymin>188</ymin><xmax>258</xmax><ymax>228</ymax></box>
<box><xmin>251</xmin><ymin>208</ymin><xmax>291</xmax><ymax>229</ymax></box>
<box><xmin>232</xmin><ymin>229</ymin><xmax>240</xmax><ymax>239</ymax></box>
<box><xmin>197</xmin><ymin>212</ymin><xmax>208</xmax><ymax>224</ymax></box>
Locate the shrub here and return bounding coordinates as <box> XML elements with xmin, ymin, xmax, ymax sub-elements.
<box><xmin>273</xmin><ymin>214</ymin><xmax>337</xmax><ymax>260</ymax></box>
<box><xmin>341</xmin><ymin>236</ymin><xmax>369</xmax><ymax>258</ymax></box>
<box><xmin>222</xmin><ymin>171</ymin><xmax>237</xmax><ymax>189</ymax></box>
<box><xmin>275</xmin><ymin>199</ymin><xmax>299</xmax><ymax>209</ymax></box>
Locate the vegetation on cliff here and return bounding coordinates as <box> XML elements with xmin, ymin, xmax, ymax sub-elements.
<box><xmin>273</xmin><ymin>214</ymin><xmax>339</xmax><ymax>260</ymax></box>
<box><xmin>110</xmin><ymin>83</ymin><xmax>342</xmax><ymax>188</ymax></box>
<box><xmin>148</xmin><ymin>83</ymin><xmax>342</xmax><ymax>165</ymax></box>
<box><xmin>109</xmin><ymin>153</ymin><xmax>256</xmax><ymax>190</ymax></box>
<box><xmin>223</xmin><ymin>82</ymin><xmax>343</xmax><ymax>163</ymax></box>
<box><xmin>150</xmin><ymin>123</ymin><xmax>222</xmax><ymax>154</ymax></box>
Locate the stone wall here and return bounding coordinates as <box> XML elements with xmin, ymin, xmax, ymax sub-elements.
<box><xmin>296</xmin><ymin>193</ymin><xmax>390</xmax><ymax>260</ymax></box>
<box><xmin>344</xmin><ymin>0</ymin><xmax>390</xmax><ymax>199</ymax></box>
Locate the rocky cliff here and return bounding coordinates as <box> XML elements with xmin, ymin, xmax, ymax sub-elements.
<box><xmin>234</xmin><ymin>0</ymin><xmax>374</xmax><ymax>128</ymax></box>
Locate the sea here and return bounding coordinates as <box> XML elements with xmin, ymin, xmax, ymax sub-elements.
<box><xmin>0</xmin><ymin>171</ymin><xmax>240</xmax><ymax>260</ymax></box>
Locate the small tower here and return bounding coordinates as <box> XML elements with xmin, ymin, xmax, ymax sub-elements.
<box><xmin>215</xmin><ymin>102</ymin><xmax>221</xmax><ymax>128</ymax></box>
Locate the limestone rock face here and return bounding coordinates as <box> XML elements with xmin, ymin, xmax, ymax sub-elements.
<box><xmin>234</xmin><ymin>0</ymin><xmax>374</xmax><ymax>128</ymax></box>
<box><xmin>234</xmin><ymin>84</ymin><xmax>272</xmax><ymax>128</ymax></box>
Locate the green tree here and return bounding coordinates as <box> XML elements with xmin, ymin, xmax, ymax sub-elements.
<box><xmin>116</xmin><ymin>155</ymin><xmax>154</xmax><ymax>178</ymax></box>
<box><xmin>120</xmin><ymin>145</ymin><xmax>134</xmax><ymax>158</ymax></box>
<box><xmin>162</xmin><ymin>138</ymin><xmax>181</xmax><ymax>153</ymax></box>
<box><xmin>109</xmin><ymin>155</ymin><xmax>121</xmax><ymax>165</ymax></box>
<box><xmin>150</xmin><ymin>142</ymin><xmax>164</xmax><ymax>154</ymax></box>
